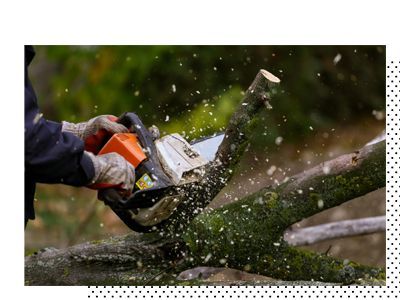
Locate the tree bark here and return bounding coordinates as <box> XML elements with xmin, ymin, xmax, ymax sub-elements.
<box><xmin>25</xmin><ymin>70</ymin><xmax>385</xmax><ymax>285</ymax></box>
<box><xmin>25</xmin><ymin>233</ymin><xmax>188</xmax><ymax>285</ymax></box>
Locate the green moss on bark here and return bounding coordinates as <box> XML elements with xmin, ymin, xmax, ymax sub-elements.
<box><xmin>183</xmin><ymin>141</ymin><xmax>385</xmax><ymax>283</ymax></box>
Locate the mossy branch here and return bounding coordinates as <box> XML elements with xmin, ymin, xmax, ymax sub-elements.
<box><xmin>158</xmin><ymin>69</ymin><xmax>280</xmax><ymax>234</ymax></box>
<box><xmin>182</xmin><ymin>140</ymin><xmax>385</xmax><ymax>283</ymax></box>
<box><xmin>273</xmin><ymin>140</ymin><xmax>385</xmax><ymax>225</ymax></box>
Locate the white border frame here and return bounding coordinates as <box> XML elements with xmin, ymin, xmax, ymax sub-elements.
<box><xmin>0</xmin><ymin>0</ymin><xmax>398</xmax><ymax>299</ymax></box>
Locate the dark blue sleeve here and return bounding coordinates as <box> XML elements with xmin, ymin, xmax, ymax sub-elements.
<box><xmin>25</xmin><ymin>58</ymin><xmax>95</xmax><ymax>186</ymax></box>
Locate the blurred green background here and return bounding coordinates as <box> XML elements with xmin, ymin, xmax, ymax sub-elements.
<box><xmin>25</xmin><ymin>46</ymin><xmax>386</xmax><ymax>268</ymax></box>
<box><xmin>29</xmin><ymin>46</ymin><xmax>385</xmax><ymax>145</ymax></box>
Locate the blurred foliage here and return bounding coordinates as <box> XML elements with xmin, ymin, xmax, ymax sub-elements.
<box><xmin>30</xmin><ymin>46</ymin><xmax>385</xmax><ymax>149</ymax></box>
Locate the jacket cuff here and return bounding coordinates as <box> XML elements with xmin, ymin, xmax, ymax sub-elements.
<box><xmin>80</xmin><ymin>151</ymin><xmax>96</xmax><ymax>185</ymax></box>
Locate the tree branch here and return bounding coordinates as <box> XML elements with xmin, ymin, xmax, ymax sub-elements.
<box><xmin>215</xmin><ymin>69</ymin><xmax>280</xmax><ymax>166</ymax></box>
<box><xmin>183</xmin><ymin>140</ymin><xmax>385</xmax><ymax>283</ymax></box>
<box><xmin>272</xmin><ymin>139</ymin><xmax>385</xmax><ymax>226</ymax></box>
<box><xmin>284</xmin><ymin>216</ymin><xmax>386</xmax><ymax>246</ymax></box>
<box><xmin>159</xmin><ymin>69</ymin><xmax>280</xmax><ymax>234</ymax></box>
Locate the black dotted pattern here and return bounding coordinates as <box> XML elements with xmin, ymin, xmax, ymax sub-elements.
<box><xmin>386</xmin><ymin>60</ymin><xmax>399</xmax><ymax>291</ymax></box>
<box><xmin>88</xmin><ymin>61</ymin><xmax>398</xmax><ymax>299</ymax></box>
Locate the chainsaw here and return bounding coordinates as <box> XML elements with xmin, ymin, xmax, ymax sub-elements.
<box><xmin>96</xmin><ymin>112</ymin><xmax>224</xmax><ymax>232</ymax></box>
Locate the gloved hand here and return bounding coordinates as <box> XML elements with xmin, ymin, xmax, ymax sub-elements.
<box><xmin>62</xmin><ymin>115</ymin><xmax>129</xmax><ymax>153</ymax></box>
<box><xmin>85</xmin><ymin>151</ymin><xmax>135</xmax><ymax>192</ymax></box>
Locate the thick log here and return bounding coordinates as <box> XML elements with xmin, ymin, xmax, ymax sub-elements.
<box><xmin>25</xmin><ymin>233</ymin><xmax>190</xmax><ymax>285</ymax></box>
<box><xmin>25</xmin><ymin>141</ymin><xmax>385</xmax><ymax>285</ymax></box>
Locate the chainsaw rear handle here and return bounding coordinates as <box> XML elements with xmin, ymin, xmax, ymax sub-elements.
<box><xmin>117</xmin><ymin>112</ymin><xmax>156</xmax><ymax>154</ymax></box>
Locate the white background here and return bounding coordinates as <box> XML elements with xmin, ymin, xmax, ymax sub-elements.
<box><xmin>0</xmin><ymin>0</ymin><xmax>398</xmax><ymax>298</ymax></box>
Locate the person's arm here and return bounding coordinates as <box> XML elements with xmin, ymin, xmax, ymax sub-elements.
<box><xmin>25</xmin><ymin>82</ymin><xmax>95</xmax><ymax>186</ymax></box>
<box><xmin>24</xmin><ymin>46</ymin><xmax>135</xmax><ymax>193</ymax></box>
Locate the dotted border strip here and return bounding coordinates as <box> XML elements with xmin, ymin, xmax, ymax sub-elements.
<box><xmin>88</xmin><ymin>59</ymin><xmax>398</xmax><ymax>299</ymax></box>
<box><xmin>386</xmin><ymin>59</ymin><xmax>399</xmax><ymax>292</ymax></box>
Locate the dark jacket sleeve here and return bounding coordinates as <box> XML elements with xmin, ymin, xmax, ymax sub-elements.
<box><xmin>25</xmin><ymin>47</ymin><xmax>95</xmax><ymax>186</ymax></box>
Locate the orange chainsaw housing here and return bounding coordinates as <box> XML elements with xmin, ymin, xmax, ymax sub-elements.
<box><xmin>98</xmin><ymin>133</ymin><xmax>147</xmax><ymax>168</ymax></box>
<box><xmin>93</xmin><ymin>112</ymin><xmax>176</xmax><ymax>233</ymax></box>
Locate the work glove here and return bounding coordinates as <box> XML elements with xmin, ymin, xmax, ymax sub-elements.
<box><xmin>62</xmin><ymin>115</ymin><xmax>129</xmax><ymax>154</ymax></box>
<box><xmin>85</xmin><ymin>151</ymin><xmax>136</xmax><ymax>193</ymax></box>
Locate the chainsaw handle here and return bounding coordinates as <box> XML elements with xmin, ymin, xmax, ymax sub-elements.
<box><xmin>117</xmin><ymin>112</ymin><xmax>156</xmax><ymax>154</ymax></box>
